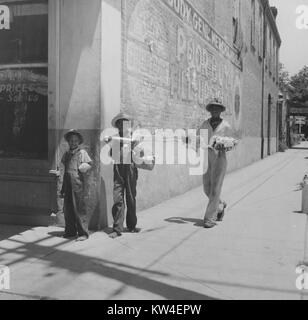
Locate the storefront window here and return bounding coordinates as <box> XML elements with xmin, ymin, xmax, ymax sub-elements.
<box><xmin>0</xmin><ymin>0</ymin><xmax>48</xmax><ymax>160</ymax></box>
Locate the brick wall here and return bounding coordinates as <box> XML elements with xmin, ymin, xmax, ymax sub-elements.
<box><xmin>119</xmin><ymin>0</ymin><xmax>279</xmax><ymax>210</ymax></box>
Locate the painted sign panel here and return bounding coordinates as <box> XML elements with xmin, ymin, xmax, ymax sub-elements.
<box><xmin>125</xmin><ymin>0</ymin><xmax>243</xmax><ymax>134</ymax></box>
<box><xmin>162</xmin><ymin>0</ymin><xmax>242</xmax><ymax>69</ymax></box>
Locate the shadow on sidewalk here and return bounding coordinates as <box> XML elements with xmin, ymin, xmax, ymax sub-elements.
<box><xmin>48</xmin><ymin>231</ymin><xmax>65</xmax><ymax>238</ymax></box>
<box><xmin>292</xmin><ymin>211</ymin><xmax>306</xmax><ymax>214</ymax></box>
<box><xmin>0</xmin><ymin>234</ymin><xmax>217</xmax><ymax>300</ymax></box>
<box><xmin>165</xmin><ymin>217</ymin><xmax>204</xmax><ymax>227</ymax></box>
<box><xmin>0</xmin><ymin>225</ymin><xmax>32</xmax><ymax>242</ymax></box>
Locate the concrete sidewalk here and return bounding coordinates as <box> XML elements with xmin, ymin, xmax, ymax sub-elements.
<box><xmin>1</xmin><ymin>146</ymin><xmax>308</xmax><ymax>300</ymax></box>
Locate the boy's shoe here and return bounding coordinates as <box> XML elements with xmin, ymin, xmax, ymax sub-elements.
<box><xmin>109</xmin><ymin>231</ymin><xmax>122</xmax><ymax>239</ymax></box>
<box><xmin>216</xmin><ymin>202</ymin><xmax>227</xmax><ymax>222</ymax></box>
<box><xmin>76</xmin><ymin>234</ymin><xmax>89</xmax><ymax>242</ymax></box>
<box><xmin>128</xmin><ymin>228</ymin><xmax>141</xmax><ymax>233</ymax></box>
<box><xmin>204</xmin><ymin>219</ymin><xmax>217</xmax><ymax>229</ymax></box>
<box><xmin>63</xmin><ymin>233</ymin><xmax>77</xmax><ymax>240</ymax></box>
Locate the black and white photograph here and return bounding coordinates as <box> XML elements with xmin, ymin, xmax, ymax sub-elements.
<box><xmin>0</xmin><ymin>0</ymin><xmax>308</xmax><ymax>308</ymax></box>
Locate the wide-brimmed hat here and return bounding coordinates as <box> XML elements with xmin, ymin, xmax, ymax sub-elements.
<box><xmin>64</xmin><ymin>129</ymin><xmax>84</xmax><ymax>144</ymax></box>
<box><xmin>206</xmin><ymin>101</ymin><xmax>226</xmax><ymax>112</ymax></box>
<box><xmin>111</xmin><ymin>112</ymin><xmax>132</xmax><ymax>128</ymax></box>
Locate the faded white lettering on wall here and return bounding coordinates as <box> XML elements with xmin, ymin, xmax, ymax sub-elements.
<box><xmin>125</xmin><ymin>0</ymin><xmax>243</xmax><ymax>134</ymax></box>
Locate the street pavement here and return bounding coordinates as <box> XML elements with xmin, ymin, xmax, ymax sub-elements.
<box><xmin>1</xmin><ymin>144</ymin><xmax>308</xmax><ymax>300</ymax></box>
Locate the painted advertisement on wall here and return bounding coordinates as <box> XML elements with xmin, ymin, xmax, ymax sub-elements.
<box><xmin>124</xmin><ymin>0</ymin><xmax>243</xmax><ymax>136</ymax></box>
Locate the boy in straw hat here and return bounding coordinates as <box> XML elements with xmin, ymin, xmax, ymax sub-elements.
<box><xmin>197</xmin><ymin>100</ymin><xmax>233</xmax><ymax>228</ymax></box>
<box><xmin>104</xmin><ymin>112</ymin><xmax>141</xmax><ymax>239</ymax></box>
<box><xmin>60</xmin><ymin>130</ymin><xmax>92</xmax><ymax>241</ymax></box>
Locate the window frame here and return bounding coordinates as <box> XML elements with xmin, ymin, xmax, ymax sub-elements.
<box><xmin>0</xmin><ymin>0</ymin><xmax>59</xmax><ymax>175</ymax></box>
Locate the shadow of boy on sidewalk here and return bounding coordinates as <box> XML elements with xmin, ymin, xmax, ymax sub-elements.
<box><xmin>165</xmin><ymin>217</ymin><xmax>204</xmax><ymax>227</ymax></box>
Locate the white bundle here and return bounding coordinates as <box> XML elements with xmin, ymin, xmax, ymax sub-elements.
<box><xmin>211</xmin><ymin>136</ymin><xmax>238</xmax><ymax>151</ymax></box>
<box><xmin>78</xmin><ymin>163</ymin><xmax>91</xmax><ymax>173</ymax></box>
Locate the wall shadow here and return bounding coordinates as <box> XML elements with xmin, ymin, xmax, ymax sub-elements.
<box><xmin>0</xmin><ymin>236</ymin><xmax>217</xmax><ymax>300</ymax></box>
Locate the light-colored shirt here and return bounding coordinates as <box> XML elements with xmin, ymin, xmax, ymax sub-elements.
<box><xmin>61</xmin><ymin>149</ymin><xmax>92</xmax><ymax>172</ymax></box>
<box><xmin>198</xmin><ymin>118</ymin><xmax>232</xmax><ymax>146</ymax></box>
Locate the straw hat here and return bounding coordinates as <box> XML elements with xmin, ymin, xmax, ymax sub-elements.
<box><xmin>64</xmin><ymin>129</ymin><xmax>84</xmax><ymax>144</ymax></box>
<box><xmin>206</xmin><ymin>101</ymin><xmax>226</xmax><ymax>112</ymax></box>
<box><xmin>111</xmin><ymin>112</ymin><xmax>133</xmax><ymax>128</ymax></box>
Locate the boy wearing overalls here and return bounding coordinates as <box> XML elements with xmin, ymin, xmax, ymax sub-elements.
<box><xmin>105</xmin><ymin>113</ymin><xmax>140</xmax><ymax>239</ymax></box>
<box><xmin>198</xmin><ymin>102</ymin><xmax>232</xmax><ymax>229</ymax></box>
<box><xmin>61</xmin><ymin>130</ymin><xmax>92</xmax><ymax>241</ymax></box>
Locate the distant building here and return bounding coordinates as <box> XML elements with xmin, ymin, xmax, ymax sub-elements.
<box><xmin>287</xmin><ymin>100</ymin><xmax>308</xmax><ymax>146</ymax></box>
<box><xmin>0</xmin><ymin>0</ymin><xmax>281</xmax><ymax>227</ymax></box>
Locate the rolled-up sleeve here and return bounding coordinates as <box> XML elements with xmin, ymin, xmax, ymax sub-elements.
<box><xmin>81</xmin><ymin>150</ymin><xmax>92</xmax><ymax>163</ymax></box>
